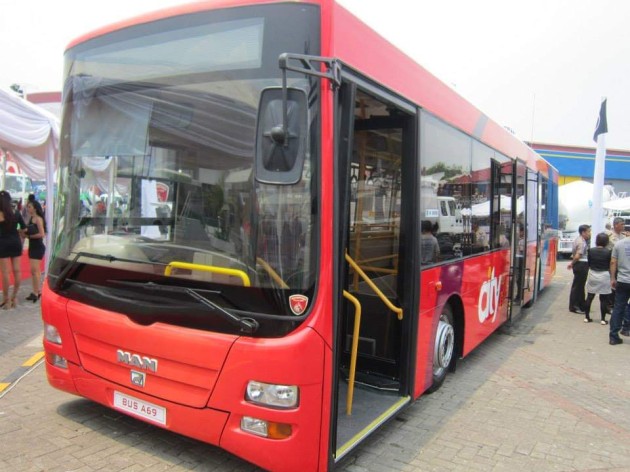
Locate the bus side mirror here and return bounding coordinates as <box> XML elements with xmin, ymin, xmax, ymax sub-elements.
<box><xmin>255</xmin><ymin>87</ymin><xmax>307</xmax><ymax>185</ymax></box>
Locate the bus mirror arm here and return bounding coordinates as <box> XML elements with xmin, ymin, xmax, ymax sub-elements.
<box><xmin>278</xmin><ymin>53</ymin><xmax>341</xmax><ymax>88</ymax></box>
<box><xmin>276</xmin><ymin>53</ymin><xmax>341</xmax><ymax>145</ymax></box>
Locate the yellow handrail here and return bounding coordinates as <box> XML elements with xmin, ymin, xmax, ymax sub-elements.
<box><xmin>164</xmin><ymin>261</ymin><xmax>251</xmax><ymax>287</ymax></box>
<box><xmin>345</xmin><ymin>252</ymin><xmax>403</xmax><ymax>320</ymax></box>
<box><xmin>256</xmin><ymin>257</ymin><xmax>289</xmax><ymax>289</ymax></box>
<box><xmin>343</xmin><ymin>290</ymin><xmax>361</xmax><ymax>415</ymax></box>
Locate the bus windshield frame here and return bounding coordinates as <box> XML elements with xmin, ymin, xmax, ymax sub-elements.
<box><xmin>49</xmin><ymin>3</ymin><xmax>322</xmax><ymax>336</ymax></box>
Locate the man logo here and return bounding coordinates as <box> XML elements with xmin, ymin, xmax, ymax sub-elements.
<box><xmin>116</xmin><ymin>350</ymin><xmax>158</xmax><ymax>373</ymax></box>
<box><xmin>130</xmin><ymin>370</ymin><xmax>146</xmax><ymax>387</ymax></box>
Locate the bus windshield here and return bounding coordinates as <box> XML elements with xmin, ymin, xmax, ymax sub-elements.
<box><xmin>49</xmin><ymin>4</ymin><xmax>321</xmax><ymax>331</ymax></box>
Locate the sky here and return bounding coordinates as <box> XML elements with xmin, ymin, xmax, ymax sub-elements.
<box><xmin>1</xmin><ymin>0</ymin><xmax>629</xmax><ymax>150</ymax></box>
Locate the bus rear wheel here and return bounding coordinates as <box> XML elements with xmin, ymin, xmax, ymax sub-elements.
<box><xmin>427</xmin><ymin>304</ymin><xmax>455</xmax><ymax>393</ymax></box>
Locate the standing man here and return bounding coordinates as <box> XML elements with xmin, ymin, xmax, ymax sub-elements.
<box><xmin>609</xmin><ymin>235</ymin><xmax>630</xmax><ymax>345</ymax></box>
<box><xmin>420</xmin><ymin>220</ymin><xmax>440</xmax><ymax>264</ymax></box>
<box><xmin>568</xmin><ymin>224</ymin><xmax>591</xmax><ymax>314</ymax></box>
<box><xmin>606</xmin><ymin>217</ymin><xmax>626</xmax><ymax>312</ymax></box>
<box><xmin>607</xmin><ymin>217</ymin><xmax>626</xmax><ymax>249</ymax></box>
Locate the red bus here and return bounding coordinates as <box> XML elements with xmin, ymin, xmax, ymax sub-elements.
<box><xmin>42</xmin><ymin>1</ymin><xmax>558</xmax><ymax>470</ymax></box>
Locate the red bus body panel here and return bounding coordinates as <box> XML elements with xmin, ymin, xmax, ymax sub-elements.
<box><xmin>42</xmin><ymin>282</ymin><xmax>328</xmax><ymax>472</ymax></box>
<box><xmin>67</xmin><ymin>301</ymin><xmax>238</xmax><ymax>407</ymax></box>
<box><xmin>212</xmin><ymin>328</ymin><xmax>326</xmax><ymax>471</ymax></box>
<box><xmin>414</xmin><ymin>251</ymin><xmax>511</xmax><ymax>397</ymax></box>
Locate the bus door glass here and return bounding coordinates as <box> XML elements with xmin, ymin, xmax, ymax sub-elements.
<box><xmin>522</xmin><ymin>169</ymin><xmax>539</xmax><ymax>305</ymax></box>
<box><xmin>492</xmin><ymin>158</ymin><xmax>514</xmax><ymax>251</ymax></box>
<box><xmin>511</xmin><ymin>161</ymin><xmax>527</xmax><ymax>317</ymax></box>
<box><xmin>334</xmin><ymin>84</ymin><xmax>415</xmax><ymax>459</ymax></box>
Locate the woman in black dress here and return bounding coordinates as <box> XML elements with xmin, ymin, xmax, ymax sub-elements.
<box><xmin>0</xmin><ymin>191</ymin><xmax>25</xmax><ymax>309</ymax></box>
<box><xmin>24</xmin><ymin>199</ymin><xmax>46</xmax><ymax>302</ymax></box>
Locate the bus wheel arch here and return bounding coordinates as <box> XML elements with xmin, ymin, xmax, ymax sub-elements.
<box><xmin>427</xmin><ymin>296</ymin><xmax>463</xmax><ymax>393</ymax></box>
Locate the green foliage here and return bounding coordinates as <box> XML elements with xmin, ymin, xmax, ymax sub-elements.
<box><xmin>10</xmin><ymin>84</ymin><xmax>23</xmax><ymax>96</ymax></box>
<box><xmin>423</xmin><ymin>162</ymin><xmax>463</xmax><ymax>179</ymax></box>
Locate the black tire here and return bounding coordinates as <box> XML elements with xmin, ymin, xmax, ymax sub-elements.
<box><xmin>426</xmin><ymin>304</ymin><xmax>455</xmax><ymax>393</ymax></box>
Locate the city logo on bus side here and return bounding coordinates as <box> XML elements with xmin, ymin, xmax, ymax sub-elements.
<box><xmin>116</xmin><ymin>349</ymin><xmax>159</xmax><ymax>373</ymax></box>
<box><xmin>478</xmin><ymin>268</ymin><xmax>502</xmax><ymax>324</ymax></box>
<box><xmin>289</xmin><ymin>294</ymin><xmax>309</xmax><ymax>316</ymax></box>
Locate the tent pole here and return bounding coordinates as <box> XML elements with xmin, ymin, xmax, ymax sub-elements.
<box><xmin>0</xmin><ymin>147</ymin><xmax>5</xmax><ymax>190</ymax></box>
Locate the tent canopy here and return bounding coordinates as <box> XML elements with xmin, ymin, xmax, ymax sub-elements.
<box><xmin>0</xmin><ymin>88</ymin><xmax>59</xmax><ymax>180</ymax></box>
<box><xmin>0</xmin><ymin>87</ymin><xmax>59</xmax><ymax>260</ymax></box>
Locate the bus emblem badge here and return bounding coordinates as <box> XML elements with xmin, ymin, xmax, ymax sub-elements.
<box><xmin>130</xmin><ymin>370</ymin><xmax>146</xmax><ymax>388</ymax></box>
<box><xmin>289</xmin><ymin>295</ymin><xmax>309</xmax><ymax>315</ymax></box>
<box><xmin>116</xmin><ymin>350</ymin><xmax>158</xmax><ymax>373</ymax></box>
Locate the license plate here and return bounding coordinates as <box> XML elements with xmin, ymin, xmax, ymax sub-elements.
<box><xmin>113</xmin><ymin>391</ymin><xmax>166</xmax><ymax>425</ymax></box>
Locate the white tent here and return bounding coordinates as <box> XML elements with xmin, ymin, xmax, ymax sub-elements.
<box><xmin>471</xmin><ymin>195</ymin><xmax>525</xmax><ymax>217</ymax></box>
<box><xmin>0</xmin><ymin>87</ymin><xmax>59</xmax><ymax>257</ymax></box>
<box><xmin>603</xmin><ymin>196</ymin><xmax>630</xmax><ymax>212</ymax></box>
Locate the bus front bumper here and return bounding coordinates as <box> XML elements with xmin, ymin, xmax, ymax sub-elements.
<box><xmin>45</xmin><ymin>359</ymin><xmax>229</xmax><ymax>445</ymax></box>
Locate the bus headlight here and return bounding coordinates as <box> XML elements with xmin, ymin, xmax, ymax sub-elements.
<box><xmin>246</xmin><ymin>381</ymin><xmax>299</xmax><ymax>408</ymax></box>
<box><xmin>44</xmin><ymin>323</ymin><xmax>62</xmax><ymax>344</ymax></box>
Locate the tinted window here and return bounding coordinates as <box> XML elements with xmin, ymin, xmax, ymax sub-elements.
<box><xmin>420</xmin><ymin>111</ymin><xmax>472</xmax><ymax>261</ymax></box>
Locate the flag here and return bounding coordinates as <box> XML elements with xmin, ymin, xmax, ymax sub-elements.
<box><xmin>593</xmin><ymin>98</ymin><xmax>608</xmax><ymax>142</ymax></box>
<box><xmin>591</xmin><ymin>98</ymin><xmax>607</xmax><ymax>245</ymax></box>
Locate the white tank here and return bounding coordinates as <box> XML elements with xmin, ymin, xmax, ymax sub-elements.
<box><xmin>558</xmin><ymin>181</ymin><xmax>614</xmax><ymax>256</ymax></box>
<box><xmin>558</xmin><ymin>181</ymin><xmax>613</xmax><ymax>232</ymax></box>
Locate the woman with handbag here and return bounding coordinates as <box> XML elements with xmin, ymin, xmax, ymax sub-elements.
<box><xmin>23</xmin><ymin>199</ymin><xmax>46</xmax><ymax>302</ymax></box>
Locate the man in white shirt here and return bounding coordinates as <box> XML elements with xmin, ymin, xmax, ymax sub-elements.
<box><xmin>609</xmin><ymin>236</ymin><xmax>630</xmax><ymax>345</ymax></box>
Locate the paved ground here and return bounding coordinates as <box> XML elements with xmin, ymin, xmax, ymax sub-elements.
<box><xmin>1</xmin><ymin>268</ymin><xmax>630</xmax><ymax>471</ymax></box>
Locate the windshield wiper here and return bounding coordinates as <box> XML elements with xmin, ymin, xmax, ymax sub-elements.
<box><xmin>110</xmin><ymin>280</ymin><xmax>259</xmax><ymax>334</ymax></box>
<box><xmin>54</xmin><ymin>251</ymin><xmax>163</xmax><ymax>291</ymax></box>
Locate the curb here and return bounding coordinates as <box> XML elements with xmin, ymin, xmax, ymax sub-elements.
<box><xmin>0</xmin><ymin>351</ymin><xmax>45</xmax><ymax>398</ymax></box>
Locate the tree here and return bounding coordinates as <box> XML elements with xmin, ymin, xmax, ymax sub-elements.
<box><xmin>9</xmin><ymin>83</ymin><xmax>24</xmax><ymax>97</ymax></box>
<box><xmin>423</xmin><ymin>162</ymin><xmax>463</xmax><ymax>179</ymax></box>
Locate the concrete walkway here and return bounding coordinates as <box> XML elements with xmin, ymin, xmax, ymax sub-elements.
<box><xmin>1</xmin><ymin>268</ymin><xmax>629</xmax><ymax>471</ymax></box>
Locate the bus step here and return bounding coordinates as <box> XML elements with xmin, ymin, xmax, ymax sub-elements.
<box><xmin>342</xmin><ymin>368</ymin><xmax>399</xmax><ymax>393</ymax></box>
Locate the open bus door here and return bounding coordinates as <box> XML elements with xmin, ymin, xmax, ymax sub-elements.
<box><xmin>332</xmin><ymin>79</ymin><xmax>418</xmax><ymax>463</ymax></box>
<box><xmin>510</xmin><ymin>162</ymin><xmax>539</xmax><ymax>319</ymax></box>
<box><xmin>510</xmin><ymin>161</ymin><xmax>526</xmax><ymax>320</ymax></box>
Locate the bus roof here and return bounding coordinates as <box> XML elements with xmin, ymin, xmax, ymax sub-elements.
<box><xmin>66</xmin><ymin>0</ymin><xmax>556</xmax><ymax>180</ymax></box>
<box><xmin>329</xmin><ymin>2</ymin><xmax>555</xmax><ymax>178</ymax></box>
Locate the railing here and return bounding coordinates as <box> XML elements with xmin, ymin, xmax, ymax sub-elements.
<box><xmin>164</xmin><ymin>261</ymin><xmax>251</xmax><ymax>287</ymax></box>
<box><xmin>343</xmin><ymin>252</ymin><xmax>403</xmax><ymax>416</ymax></box>
<box><xmin>343</xmin><ymin>290</ymin><xmax>361</xmax><ymax>415</ymax></box>
<box><xmin>345</xmin><ymin>253</ymin><xmax>403</xmax><ymax>320</ymax></box>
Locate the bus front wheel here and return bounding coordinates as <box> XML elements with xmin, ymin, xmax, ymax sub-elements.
<box><xmin>427</xmin><ymin>304</ymin><xmax>455</xmax><ymax>393</ymax></box>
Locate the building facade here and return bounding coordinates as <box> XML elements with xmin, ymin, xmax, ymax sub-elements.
<box><xmin>529</xmin><ymin>142</ymin><xmax>630</xmax><ymax>196</ymax></box>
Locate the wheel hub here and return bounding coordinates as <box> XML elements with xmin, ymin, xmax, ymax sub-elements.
<box><xmin>434</xmin><ymin>317</ymin><xmax>454</xmax><ymax>372</ymax></box>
